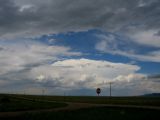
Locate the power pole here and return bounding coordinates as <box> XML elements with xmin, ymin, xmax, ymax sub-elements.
<box><xmin>109</xmin><ymin>82</ymin><xmax>112</xmax><ymax>97</ymax></box>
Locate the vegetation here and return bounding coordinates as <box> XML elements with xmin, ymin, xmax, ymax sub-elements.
<box><xmin>0</xmin><ymin>94</ymin><xmax>67</xmax><ymax>112</ymax></box>
<box><xmin>3</xmin><ymin>107</ymin><xmax>160</xmax><ymax>120</ymax></box>
<box><xmin>9</xmin><ymin>94</ymin><xmax>160</xmax><ymax>107</ymax></box>
<box><xmin>0</xmin><ymin>94</ymin><xmax>159</xmax><ymax>120</ymax></box>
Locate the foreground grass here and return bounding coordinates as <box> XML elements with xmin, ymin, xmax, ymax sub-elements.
<box><xmin>0</xmin><ymin>95</ymin><xmax>67</xmax><ymax>112</ymax></box>
<box><xmin>0</xmin><ymin>94</ymin><xmax>159</xmax><ymax>120</ymax></box>
<box><xmin>4</xmin><ymin>107</ymin><xmax>160</xmax><ymax>120</ymax></box>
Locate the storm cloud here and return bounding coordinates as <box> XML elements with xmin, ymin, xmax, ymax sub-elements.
<box><xmin>0</xmin><ymin>0</ymin><xmax>160</xmax><ymax>47</ymax></box>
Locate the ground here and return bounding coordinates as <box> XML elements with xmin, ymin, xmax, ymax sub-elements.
<box><xmin>0</xmin><ymin>94</ymin><xmax>160</xmax><ymax>120</ymax></box>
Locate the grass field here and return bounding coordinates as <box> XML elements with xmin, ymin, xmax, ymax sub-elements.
<box><xmin>0</xmin><ymin>94</ymin><xmax>67</xmax><ymax>112</ymax></box>
<box><xmin>7</xmin><ymin>94</ymin><xmax>160</xmax><ymax>106</ymax></box>
<box><xmin>0</xmin><ymin>94</ymin><xmax>160</xmax><ymax>120</ymax></box>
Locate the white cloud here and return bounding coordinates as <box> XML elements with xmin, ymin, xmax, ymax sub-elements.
<box><xmin>128</xmin><ymin>30</ymin><xmax>160</xmax><ymax>47</ymax></box>
<box><xmin>114</xmin><ymin>74</ymin><xmax>146</xmax><ymax>82</ymax></box>
<box><xmin>0</xmin><ymin>40</ymin><xmax>82</xmax><ymax>75</ymax></box>
<box><xmin>19</xmin><ymin>4</ymin><xmax>35</xmax><ymax>12</ymax></box>
<box><xmin>139</xmin><ymin>81</ymin><xmax>160</xmax><ymax>93</ymax></box>
<box><xmin>36</xmin><ymin>75</ymin><xmax>45</xmax><ymax>82</ymax></box>
<box><xmin>95</xmin><ymin>34</ymin><xmax>160</xmax><ymax>62</ymax></box>
<box><xmin>30</xmin><ymin>58</ymin><xmax>144</xmax><ymax>89</ymax></box>
<box><xmin>1</xmin><ymin>56</ymin><xmax>158</xmax><ymax>95</ymax></box>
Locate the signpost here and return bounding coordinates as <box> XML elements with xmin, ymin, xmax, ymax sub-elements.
<box><xmin>96</xmin><ymin>88</ymin><xmax>101</xmax><ymax>96</ymax></box>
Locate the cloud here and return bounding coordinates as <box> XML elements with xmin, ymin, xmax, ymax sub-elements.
<box><xmin>0</xmin><ymin>40</ymin><xmax>82</xmax><ymax>76</ymax></box>
<box><xmin>137</xmin><ymin>80</ymin><xmax>160</xmax><ymax>93</ymax></box>
<box><xmin>30</xmin><ymin>58</ymin><xmax>144</xmax><ymax>89</ymax></box>
<box><xmin>95</xmin><ymin>34</ymin><xmax>160</xmax><ymax>62</ymax></box>
<box><xmin>0</xmin><ymin>0</ymin><xmax>160</xmax><ymax>95</ymax></box>
<box><xmin>114</xmin><ymin>74</ymin><xmax>146</xmax><ymax>82</ymax></box>
<box><xmin>148</xmin><ymin>74</ymin><xmax>160</xmax><ymax>79</ymax></box>
<box><xmin>1</xmin><ymin>55</ymin><xmax>159</xmax><ymax>95</ymax></box>
<box><xmin>147</xmin><ymin>74</ymin><xmax>160</xmax><ymax>82</ymax></box>
<box><xmin>0</xmin><ymin>0</ymin><xmax>160</xmax><ymax>49</ymax></box>
<box><xmin>127</xmin><ymin>30</ymin><xmax>160</xmax><ymax>47</ymax></box>
<box><xmin>30</xmin><ymin>58</ymin><xmax>160</xmax><ymax>95</ymax></box>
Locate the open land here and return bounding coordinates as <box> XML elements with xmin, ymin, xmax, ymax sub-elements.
<box><xmin>0</xmin><ymin>94</ymin><xmax>160</xmax><ymax>120</ymax></box>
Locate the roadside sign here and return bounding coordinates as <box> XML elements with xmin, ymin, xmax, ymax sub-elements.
<box><xmin>96</xmin><ymin>88</ymin><xmax>101</xmax><ymax>96</ymax></box>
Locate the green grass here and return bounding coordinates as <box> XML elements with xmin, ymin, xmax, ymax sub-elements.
<box><xmin>0</xmin><ymin>94</ymin><xmax>159</xmax><ymax>120</ymax></box>
<box><xmin>0</xmin><ymin>95</ymin><xmax>67</xmax><ymax>112</ymax></box>
<box><xmin>5</xmin><ymin>107</ymin><xmax>160</xmax><ymax>120</ymax></box>
<box><xmin>10</xmin><ymin>94</ymin><xmax>160</xmax><ymax>107</ymax></box>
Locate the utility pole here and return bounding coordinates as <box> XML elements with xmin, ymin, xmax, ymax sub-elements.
<box><xmin>109</xmin><ymin>82</ymin><xmax>112</xmax><ymax>97</ymax></box>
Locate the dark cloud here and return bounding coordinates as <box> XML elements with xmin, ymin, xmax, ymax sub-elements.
<box><xmin>147</xmin><ymin>74</ymin><xmax>160</xmax><ymax>83</ymax></box>
<box><xmin>0</xmin><ymin>47</ymin><xmax>4</xmax><ymax>51</ymax></box>
<box><xmin>148</xmin><ymin>74</ymin><xmax>160</xmax><ymax>80</ymax></box>
<box><xmin>0</xmin><ymin>0</ymin><xmax>160</xmax><ymax>39</ymax></box>
<box><xmin>0</xmin><ymin>0</ymin><xmax>21</xmax><ymax>35</ymax></box>
<box><xmin>148</xmin><ymin>74</ymin><xmax>160</xmax><ymax>79</ymax></box>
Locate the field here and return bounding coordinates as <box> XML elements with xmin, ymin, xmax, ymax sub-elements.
<box><xmin>0</xmin><ymin>94</ymin><xmax>160</xmax><ymax>120</ymax></box>
<box><xmin>16</xmin><ymin>107</ymin><xmax>160</xmax><ymax>120</ymax></box>
<box><xmin>7</xmin><ymin>94</ymin><xmax>160</xmax><ymax>106</ymax></box>
<box><xmin>0</xmin><ymin>94</ymin><xmax>67</xmax><ymax>112</ymax></box>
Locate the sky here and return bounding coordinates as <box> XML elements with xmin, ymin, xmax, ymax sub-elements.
<box><xmin>0</xmin><ymin>0</ymin><xmax>160</xmax><ymax>96</ymax></box>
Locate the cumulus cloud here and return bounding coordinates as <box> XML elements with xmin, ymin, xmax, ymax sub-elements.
<box><xmin>30</xmin><ymin>58</ymin><xmax>160</xmax><ymax>96</ymax></box>
<box><xmin>1</xmin><ymin>55</ymin><xmax>159</xmax><ymax>95</ymax></box>
<box><xmin>30</xmin><ymin>58</ymin><xmax>144</xmax><ymax>89</ymax></box>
